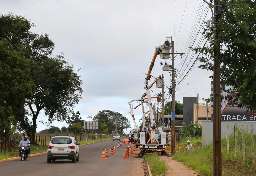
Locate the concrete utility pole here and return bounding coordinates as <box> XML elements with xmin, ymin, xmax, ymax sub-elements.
<box><xmin>162</xmin><ymin>37</ymin><xmax>184</xmax><ymax>155</ymax></box>
<box><xmin>170</xmin><ymin>38</ymin><xmax>176</xmax><ymax>154</ymax></box>
<box><xmin>161</xmin><ymin>74</ymin><xmax>165</xmax><ymax>120</ymax></box>
<box><xmin>213</xmin><ymin>0</ymin><xmax>222</xmax><ymax>175</ymax></box>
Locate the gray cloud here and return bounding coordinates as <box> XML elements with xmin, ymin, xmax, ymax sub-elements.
<box><xmin>0</xmin><ymin>0</ymin><xmax>211</xmax><ymax>101</ymax></box>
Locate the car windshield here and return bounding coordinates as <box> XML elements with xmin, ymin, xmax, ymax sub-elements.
<box><xmin>51</xmin><ymin>137</ymin><xmax>72</xmax><ymax>144</ymax></box>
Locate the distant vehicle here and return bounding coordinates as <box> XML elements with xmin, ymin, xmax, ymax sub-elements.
<box><xmin>47</xmin><ymin>136</ymin><xmax>80</xmax><ymax>163</ymax></box>
<box><xmin>112</xmin><ymin>134</ymin><xmax>121</xmax><ymax>141</ymax></box>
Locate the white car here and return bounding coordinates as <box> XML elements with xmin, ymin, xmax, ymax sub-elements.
<box><xmin>47</xmin><ymin>136</ymin><xmax>80</xmax><ymax>163</ymax></box>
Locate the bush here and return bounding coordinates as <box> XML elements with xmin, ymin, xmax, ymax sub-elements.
<box><xmin>180</xmin><ymin>123</ymin><xmax>202</xmax><ymax>139</ymax></box>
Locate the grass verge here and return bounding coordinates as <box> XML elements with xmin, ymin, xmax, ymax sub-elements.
<box><xmin>0</xmin><ymin>145</ymin><xmax>47</xmax><ymax>160</ymax></box>
<box><xmin>144</xmin><ymin>153</ymin><xmax>167</xmax><ymax>176</ymax></box>
<box><xmin>174</xmin><ymin>145</ymin><xmax>212</xmax><ymax>176</ymax></box>
<box><xmin>174</xmin><ymin>132</ymin><xmax>256</xmax><ymax>176</ymax></box>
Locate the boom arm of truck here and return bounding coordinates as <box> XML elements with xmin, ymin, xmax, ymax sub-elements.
<box><xmin>145</xmin><ymin>48</ymin><xmax>160</xmax><ymax>88</ymax></box>
<box><xmin>145</xmin><ymin>90</ymin><xmax>156</xmax><ymax>128</ymax></box>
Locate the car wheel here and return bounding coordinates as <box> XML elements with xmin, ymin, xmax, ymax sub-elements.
<box><xmin>72</xmin><ymin>155</ymin><xmax>76</xmax><ymax>163</ymax></box>
<box><xmin>76</xmin><ymin>154</ymin><xmax>79</xmax><ymax>161</ymax></box>
<box><xmin>47</xmin><ymin>158</ymin><xmax>51</xmax><ymax>163</ymax></box>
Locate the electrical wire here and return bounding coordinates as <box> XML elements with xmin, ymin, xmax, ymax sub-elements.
<box><xmin>177</xmin><ymin>3</ymin><xmax>210</xmax><ymax>77</ymax></box>
<box><xmin>176</xmin><ymin>40</ymin><xmax>208</xmax><ymax>86</ymax></box>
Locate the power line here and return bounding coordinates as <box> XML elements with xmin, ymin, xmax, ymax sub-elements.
<box><xmin>177</xmin><ymin>4</ymin><xmax>210</xmax><ymax>77</ymax></box>
<box><xmin>176</xmin><ymin>40</ymin><xmax>208</xmax><ymax>86</ymax></box>
<box><xmin>178</xmin><ymin>7</ymin><xmax>209</xmax><ymax>75</ymax></box>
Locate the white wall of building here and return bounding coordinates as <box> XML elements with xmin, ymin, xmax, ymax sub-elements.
<box><xmin>200</xmin><ymin>121</ymin><xmax>256</xmax><ymax>145</ymax></box>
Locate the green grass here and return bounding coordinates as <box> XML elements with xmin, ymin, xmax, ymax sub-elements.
<box><xmin>0</xmin><ymin>151</ymin><xmax>17</xmax><ymax>160</ymax></box>
<box><xmin>0</xmin><ymin>145</ymin><xmax>47</xmax><ymax>160</ymax></box>
<box><xmin>144</xmin><ymin>153</ymin><xmax>167</xmax><ymax>176</ymax></box>
<box><xmin>174</xmin><ymin>132</ymin><xmax>256</xmax><ymax>176</ymax></box>
<box><xmin>174</xmin><ymin>145</ymin><xmax>212</xmax><ymax>176</ymax></box>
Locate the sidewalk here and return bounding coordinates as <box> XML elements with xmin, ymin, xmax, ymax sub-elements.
<box><xmin>161</xmin><ymin>156</ymin><xmax>199</xmax><ymax>176</ymax></box>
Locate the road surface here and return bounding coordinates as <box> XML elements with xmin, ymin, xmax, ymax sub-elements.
<box><xmin>0</xmin><ymin>141</ymin><xmax>143</xmax><ymax>176</ymax></box>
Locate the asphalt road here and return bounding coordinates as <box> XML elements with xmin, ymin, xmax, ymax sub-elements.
<box><xmin>0</xmin><ymin>141</ymin><xmax>143</xmax><ymax>176</ymax></box>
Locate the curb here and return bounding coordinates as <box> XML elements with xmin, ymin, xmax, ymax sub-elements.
<box><xmin>147</xmin><ymin>162</ymin><xmax>153</xmax><ymax>176</ymax></box>
<box><xmin>142</xmin><ymin>160</ymin><xmax>152</xmax><ymax>176</ymax></box>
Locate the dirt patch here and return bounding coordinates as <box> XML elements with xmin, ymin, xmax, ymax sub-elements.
<box><xmin>130</xmin><ymin>158</ymin><xmax>145</xmax><ymax>176</ymax></box>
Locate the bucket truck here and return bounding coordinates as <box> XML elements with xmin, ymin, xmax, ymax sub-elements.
<box><xmin>128</xmin><ymin>39</ymin><xmax>172</xmax><ymax>156</ymax></box>
<box><xmin>138</xmin><ymin>89</ymin><xmax>169</xmax><ymax>156</ymax></box>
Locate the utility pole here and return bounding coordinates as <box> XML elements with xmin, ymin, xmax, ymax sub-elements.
<box><xmin>159</xmin><ymin>37</ymin><xmax>184</xmax><ymax>155</ymax></box>
<box><xmin>150</xmin><ymin>38</ymin><xmax>183</xmax><ymax>154</ymax></box>
<box><xmin>170</xmin><ymin>38</ymin><xmax>176</xmax><ymax>154</ymax></box>
<box><xmin>213</xmin><ymin>0</ymin><xmax>222</xmax><ymax>175</ymax></box>
<box><xmin>161</xmin><ymin>74</ymin><xmax>165</xmax><ymax>121</ymax></box>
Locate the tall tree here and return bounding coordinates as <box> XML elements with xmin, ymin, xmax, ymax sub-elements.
<box><xmin>67</xmin><ymin>111</ymin><xmax>83</xmax><ymax>135</ymax></box>
<box><xmin>0</xmin><ymin>15</ymin><xmax>83</xmax><ymax>143</ymax></box>
<box><xmin>93</xmin><ymin>110</ymin><xmax>130</xmax><ymax>135</ymax></box>
<box><xmin>26</xmin><ymin>55</ymin><xmax>82</xmax><ymax>143</ymax></box>
<box><xmin>0</xmin><ymin>15</ymin><xmax>34</xmax><ymax>136</ymax></box>
<box><xmin>196</xmin><ymin>0</ymin><xmax>256</xmax><ymax>109</ymax></box>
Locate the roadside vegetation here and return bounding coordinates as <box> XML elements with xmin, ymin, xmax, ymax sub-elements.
<box><xmin>0</xmin><ymin>14</ymin><xmax>82</xmax><ymax>145</ymax></box>
<box><xmin>196</xmin><ymin>0</ymin><xmax>256</xmax><ymax>110</ymax></box>
<box><xmin>174</xmin><ymin>130</ymin><xmax>256</xmax><ymax>176</ymax></box>
<box><xmin>144</xmin><ymin>153</ymin><xmax>167</xmax><ymax>176</ymax></box>
<box><xmin>174</xmin><ymin>0</ymin><xmax>256</xmax><ymax>175</ymax></box>
<box><xmin>0</xmin><ymin>145</ymin><xmax>47</xmax><ymax>160</ymax></box>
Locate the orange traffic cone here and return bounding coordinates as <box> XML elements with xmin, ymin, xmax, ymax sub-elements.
<box><xmin>123</xmin><ymin>147</ymin><xmax>129</xmax><ymax>160</ymax></box>
<box><xmin>129</xmin><ymin>146</ymin><xmax>133</xmax><ymax>155</ymax></box>
<box><xmin>131</xmin><ymin>146</ymin><xmax>138</xmax><ymax>157</ymax></box>
<box><xmin>100</xmin><ymin>149</ymin><xmax>108</xmax><ymax>160</ymax></box>
<box><xmin>111</xmin><ymin>147</ymin><xmax>115</xmax><ymax>155</ymax></box>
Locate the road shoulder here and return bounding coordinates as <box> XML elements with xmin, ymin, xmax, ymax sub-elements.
<box><xmin>161</xmin><ymin>156</ymin><xmax>199</xmax><ymax>176</ymax></box>
<box><xmin>130</xmin><ymin>158</ymin><xmax>144</xmax><ymax>176</ymax></box>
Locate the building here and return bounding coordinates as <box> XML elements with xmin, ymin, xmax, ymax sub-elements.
<box><xmin>193</xmin><ymin>103</ymin><xmax>213</xmax><ymax>122</ymax></box>
<box><xmin>183</xmin><ymin>97</ymin><xmax>198</xmax><ymax>124</ymax></box>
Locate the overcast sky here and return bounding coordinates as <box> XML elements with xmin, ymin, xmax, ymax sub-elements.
<box><xmin>0</xmin><ymin>0</ymin><xmax>212</xmax><ymax>130</ymax></box>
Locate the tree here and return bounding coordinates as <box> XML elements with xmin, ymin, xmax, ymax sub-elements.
<box><xmin>39</xmin><ymin>126</ymin><xmax>61</xmax><ymax>134</ymax></box>
<box><xmin>0</xmin><ymin>14</ymin><xmax>83</xmax><ymax>143</ymax></box>
<box><xmin>67</xmin><ymin>111</ymin><xmax>83</xmax><ymax>135</ymax></box>
<box><xmin>61</xmin><ymin>126</ymin><xmax>68</xmax><ymax>134</ymax></box>
<box><xmin>0</xmin><ymin>15</ymin><xmax>34</xmax><ymax>137</ymax></box>
<box><xmin>26</xmin><ymin>55</ymin><xmax>82</xmax><ymax>143</ymax></box>
<box><xmin>196</xmin><ymin>0</ymin><xmax>256</xmax><ymax>109</ymax></box>
<box><xmin>48</xmin><ymin>126</ymin><xmax>61</xmax><ymax>134</ymax></box>
<box><xmin>164</xmin><ymin>101</ymin><xmax>183</xmax><ymax>115</ymax></box>
<box><xmin>93</xmin><ymin>110</ymin><xmax>130</xmax><ymax>135</ymax></box>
